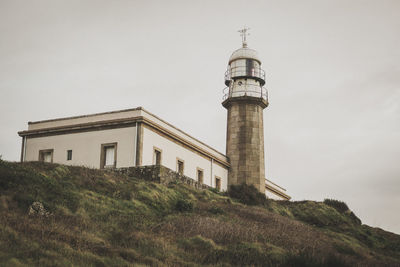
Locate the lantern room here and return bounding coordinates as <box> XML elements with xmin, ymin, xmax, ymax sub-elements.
<box><xmin>223</xmin><ymin>28</ymin><xmax>267</xmax><ymax>101</ymax></box>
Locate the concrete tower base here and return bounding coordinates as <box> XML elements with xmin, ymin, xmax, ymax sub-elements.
<box><xmin>222</xmin><ymin>96</ymin><xmax>268</xmax><ymax>193</ymax></box>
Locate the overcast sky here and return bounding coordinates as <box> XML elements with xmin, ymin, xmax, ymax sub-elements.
<box><xmin>0</xmin><ymin>0</ymin><xmax>399</xmax><ymax>234</ymax></box>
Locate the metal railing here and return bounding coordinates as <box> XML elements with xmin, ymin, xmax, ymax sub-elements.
<box><xmin>222</xmin><ymin>87</ymin><xmax>268</xmax><ymax>101</ymax></box>
<box><xmin>225</xmin><ymin>66</ymin><xmax>266</xmax><ymax>82</ymax></box>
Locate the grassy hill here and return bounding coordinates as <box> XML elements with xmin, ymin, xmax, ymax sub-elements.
<box><xmin>0</xmin><ymin>160</ymin><xmax>399</xmax><ymax>266</ymax></box>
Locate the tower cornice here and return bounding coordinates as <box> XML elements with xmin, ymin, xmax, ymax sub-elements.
<box><xmin>222</xmin><ymin>96</ymin><xmax>268</xmax><ymax>109</ymax></box>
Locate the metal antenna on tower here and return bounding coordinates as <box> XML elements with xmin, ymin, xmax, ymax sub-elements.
<box><xmin>238</xmin><ymin>27</ymin><xmax>250</xmax><ymax>48</ymax></box>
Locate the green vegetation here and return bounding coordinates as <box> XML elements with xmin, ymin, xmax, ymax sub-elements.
<box><xmin>228</xmin><ymin>183</ymin><xmax>269</xmax><ymax>206</ymax></box>
<box><xmin>0</xmin><ymin>160</ymin><xmax>399</xmax><ymax>266</ymax></box>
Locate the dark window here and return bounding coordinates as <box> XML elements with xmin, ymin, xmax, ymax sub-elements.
<box><xmin>215</xmin><ymin>177</ymin><xmax>221</xmax><ymax>191</ymax></box>
<box><xmin>154</xmin><ymin>149</ymin><xmax>161</xmax><ymax>165</ymax></box>
<box><xmin>67</xmin><ymin>150</ymin><xmax>72</xmax><ymax>161</ymax></box>
<box><xmin>177</xmin><ymin>160</ymin><xmax>184</xmax><ymax>175</ymax></box>
<box><xmin>197</xmin><ymin>169</ymin><xmax>203</xmax><ymax>184</ymax></box>
<box><xmin>246</xmin><ymin>59</ymin><xmax>255</xmax><ymax>76</ymax></box>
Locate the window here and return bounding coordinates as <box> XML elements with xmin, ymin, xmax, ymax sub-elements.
<box><xmin>100</xmin><ymin>143</ymin><xmax>117</xmax><ymax>169</ymax></box>
<box><xmin>153</xmin><ymin>147</ymin><xmax>162</xmax><ymax>165</ymax></box>
<box><xmin>176</xmin><ymin>159</ymin><xmax>184</xmax><ymax>175</ymax></box>
<box><xmin>246</xmin><ymin>59</ymin><xmax>255</xmax><ymax>76</ymax></box>
<box><xmin>215</xmin><ymin>177</ymin><xmax>221</xmax><ymax>191</ymax></box>
<box><xmin>67</xmin><ymin>150</ymin><xmax>72</xmax><ymax>161</ymax></box>
<box><xmin>105</xmin><ymin>147</ymin><xmax>115</xmax><ymax>166</ymax></box>
<box><xmin>39</xmin><ymin>149</ymin><xmax>53</xmax><ymax>163</ymax></box>
<box><xmin>197</xmin><ymin>168</ymin><xmax>204</xmax><ymax>184</ymax></box>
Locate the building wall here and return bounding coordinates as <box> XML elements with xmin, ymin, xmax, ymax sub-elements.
<box><xmin>23</xmin><ymin>107</ymin><xmax>229</xmax><ymax>166</ymax></box>
<box><xmin>212</xmin><ymin>161</ymin><xmax>228</xmax><ymax>191</ymax></box>
<box><xmin>24</xmin><ymin>126</ymin><xmax>137</xmax><ymax>168</ymax></box>
<box><xmin>141</xmin><ymin>110</ymin><xmax>227</xmax><ymax>163</ymax></box>
<box><xmin>141</xmin><ymin>126</ymin><xmax>228</xmax><ymax>191</ymax></box>
<box><xmin>265</xmin><ymin>191</ymin><xmax>285</xmax><ymax>200</ymax></box>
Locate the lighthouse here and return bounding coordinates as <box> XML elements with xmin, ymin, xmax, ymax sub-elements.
<box><xmin>223</xmin><ymin>28</ymin><xmax>268</xmax><ymax>193</ymax></box>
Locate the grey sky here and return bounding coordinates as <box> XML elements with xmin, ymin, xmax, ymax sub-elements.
<box><xmin>1</xmin><ymin>0</ymin><xmax>399</xmax><ymax>234</ymax></box>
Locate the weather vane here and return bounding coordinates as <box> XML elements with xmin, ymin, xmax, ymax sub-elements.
<box><xmin>238</xmin><ymin>27</ymin><xmax>250</xmax><ymax>48</ymax></box>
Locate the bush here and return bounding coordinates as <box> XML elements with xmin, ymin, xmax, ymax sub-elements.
<box><xmin>175</xmin><ymin>199</ymin><xmax>193</xmax><ymax>212</ymax></box>
<box><xmin>228</xmin><ymin>183</ymin><xmax>267</xmax><ymax>206</ymax></box>
<box><xmin>208</xmin><ymin>205</ymin><xmax>224</xmax><ymax>215</ymax></box>
<box><xmin>208</xmin><ymin>187</ymin><xmax>219</xmax><ymax>194</ymax></box>
<box><xmin>348</xmin><ymin>211</ymin><xmax>362</xmax><ymax>225</ymax></box>
<box><xmin>323</xmin><ymin>199</ymin><xmax>349</xmax><ymax>213</ymax></box>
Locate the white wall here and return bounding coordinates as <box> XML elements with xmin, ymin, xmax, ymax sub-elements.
<box><xmin>265</xmin><ymin>191</ymin><xmax>286</xmax><ymax>201</ymax></box>
<box><xmin>212</xmin><ymin>161</ymin><xmax>228</xmax><ymax>191</ymax></box>
<box><xmin>26</xmin><ymin>107</ymin><xmax>229</xmax><ymax>166</ymax></box>
<box><xmin>141</xmin><ymin>109</ymin><xmax>228</xmax><ymax>164</ymax></box>
<box><xmin>25</xmin><ymin>126</ymin><xmax>137</xmax><ymax>168</ymax></box>
<box><xmin>141</xmin><ymin>126</ymin><xmax>228</xmax><ymax>191</ymax></box>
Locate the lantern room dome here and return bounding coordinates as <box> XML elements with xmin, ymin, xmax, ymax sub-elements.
<box><xmin>229</xmin><ymin>47</ymin><xmax>261</xmax><ymax>64</ymax></box>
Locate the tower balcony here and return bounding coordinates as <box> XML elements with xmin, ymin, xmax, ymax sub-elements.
<box><xmin>222</xmin><ymin>86</ymin><xmax>268</xmax><ymax>102</ymax></box>
<box><xmin>225</xmin><ymin>66</ymin><xmax>266</xmax><ymax>86</ymax></box>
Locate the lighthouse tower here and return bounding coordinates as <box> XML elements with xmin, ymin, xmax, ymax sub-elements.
<box><xmin>222</xmin><ymin>28</ymin><xmax>268</xmax><ymax>193</ymax></box>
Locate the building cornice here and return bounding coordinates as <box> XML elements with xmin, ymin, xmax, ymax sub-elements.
<box><xmin>265</xmin><ymin>183</ymin><xmax>291</xmax><ymax>200</ymax></box>
<box><xmin>27</xmin><ymin>107</ymin><xmax>143</xmax><ymax>125</ymax></box>
<box><xmin>266</xmin><ymin>179</ymin><xmax>287</xmax><ymax>192</ymax></box>
<box><xmin>19</xmin><ymin>117</ymin><xmax>138</xmax><ymax>137</ymax></box>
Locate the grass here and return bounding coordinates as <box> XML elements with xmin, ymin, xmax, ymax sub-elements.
<box><xmin>0</xmin><ymin>160</ymin><xmax>399</xmax><ymax>266</ymax></box>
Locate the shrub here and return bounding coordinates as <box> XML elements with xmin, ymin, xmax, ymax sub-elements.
<box><xmin>175</xmin><ymin>199</ymin><xmax>193</xmax><ymax>212</ymax></box>
<box><xmin>208</xmin><ymin>205</ymin><xmax>224</xmax><ymax>215</ymax></box>
<box><xmin>323</xmin><ymin>199</ymin><xmax>349</xmax><ymax>213</ymax></box>
<box><xmin>228</xmin><ymin>183</ymin><xmax>267</xmax><ymax>206</ymax></box>
<box><xmin>348</xmin><ymin>211</ymin><xmax>362</xmax><ymax>225</ymax></box>
<box><xmin>208</xmin><ymin>187</ymin><xmax>219</xmax><ymax>194</ymax></box>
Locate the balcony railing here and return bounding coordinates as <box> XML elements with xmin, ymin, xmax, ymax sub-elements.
<box><xmin>225</xmin><ymin>66</ymin><xmax>266</xmax><ymax>86</ymax></box>
<box><xmin>222</xmin><ymin>87</ymin><xmax>268</xmax><ymax>102</ymax></box>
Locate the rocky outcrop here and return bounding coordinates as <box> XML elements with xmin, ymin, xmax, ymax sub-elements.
<box><xmin>28</xmin><ymin>201</ymin><xmax>50</xmax><ymax>217</ymax></box>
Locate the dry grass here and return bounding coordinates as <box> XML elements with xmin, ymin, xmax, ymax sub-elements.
<box><xmin>0</xmin><ymin>161</ymin><xmax>399</xmax><ymax>266</ymax></box>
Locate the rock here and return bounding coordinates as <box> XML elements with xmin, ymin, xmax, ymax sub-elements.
<box><xmin>28</xmin><ymin>201</ymin><xmax>50</xmax><ymax>217</ymax></box>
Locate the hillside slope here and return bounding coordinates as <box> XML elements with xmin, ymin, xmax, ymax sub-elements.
<box><xmin>0</xmin><ymin>160</ymin><xmax>399</xmax><ymax>266</ymax></box>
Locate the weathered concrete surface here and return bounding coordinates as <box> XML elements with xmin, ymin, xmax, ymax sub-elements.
<box><xmin>223</xmin><ymin>96</ymin><xmax>267</xmax><ymax>193</ymax></box>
